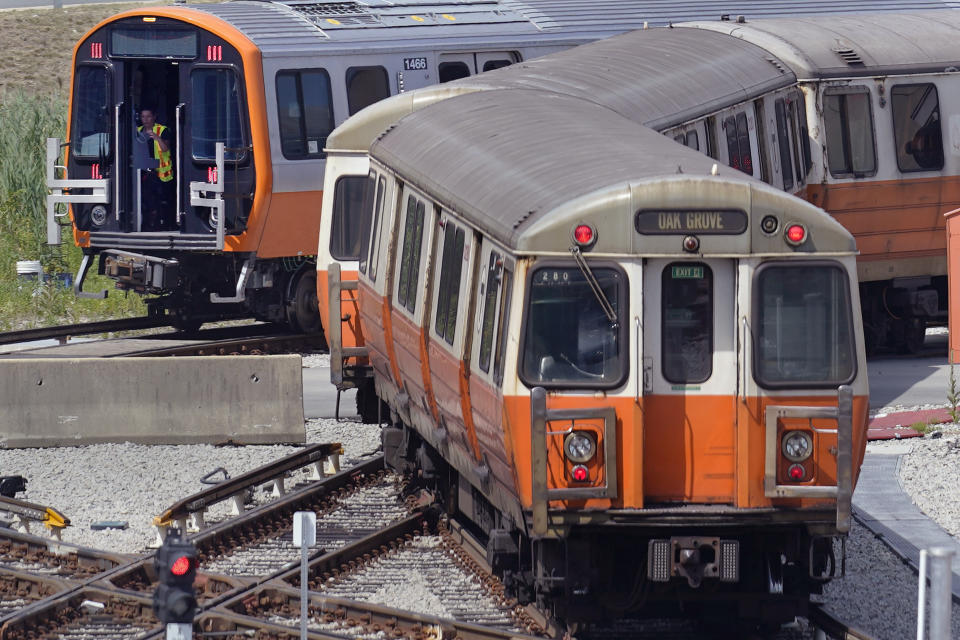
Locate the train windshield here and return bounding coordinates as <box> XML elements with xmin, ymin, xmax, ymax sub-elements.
<box><xmin>72</xmin><ymin>66</ymin><xmax>111</xmax><ymax>159</ymax></box>
<box><xmin>754</xmin><ymin>263</ymin><xmax>856</xmax><ymax>387</ymax></box>
<box><xmin>521</xmin><ymin>265</ymin><xmax>625</xmax><ymax>387</ymax></box>
<box><xmin>191</xmin><ymin>68</ymin><xmax>245</xmax><ymax>161</ymax></box>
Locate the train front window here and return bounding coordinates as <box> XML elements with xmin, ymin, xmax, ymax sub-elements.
<box><xmin>191</xmin><ymin>68</ymin><xmax>245</xmax><ymax>162</ymax></box>
<box><xmin>72</xmin><ymin>65</ymin><xmax>111</xmax><ymax>160</ymax></box>
<box><xmin>330</xmin><ymin>175</ymin><xmax>367</xmax><ymax>261</ymax></box>
<box><xmin>754</xmin><ymin>263</ymin><xmax>856</xmax><ymax>388</ymax></box>
<box><xmin>662</xmin><ymin>263</ymin><xmax>713</xmax><ymax>384</ymax></box>
<box><xmin>521</xmin><ymin>265</ymin><xmax>625</xmax><ymax>388</ymax></box>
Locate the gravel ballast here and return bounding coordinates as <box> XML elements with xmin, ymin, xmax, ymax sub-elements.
<box><xmin>0</xmin><ymin>355</ymin><xmax>957</xmax><ymax>638</ymax></box>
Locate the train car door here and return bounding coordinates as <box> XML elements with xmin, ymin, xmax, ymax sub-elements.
<box><xmin>641</xmin><ymin>258</ymin><xmax>737</xmax><ymax>503</ymax></box>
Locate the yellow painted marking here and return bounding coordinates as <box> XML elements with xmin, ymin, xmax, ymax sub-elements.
<box><xmin>411</xmin><ymin>15</ymin><xmax>425</xmax><ymax>22</ymax></box>
<box><xmin>326</xmin><ymin>18</ymin><xmax>341</xmax><ymax>25</ymax></box>
<box><xmin>442</xmin><ymin>14</ymin><xmax>456</xmax><ymax>20</ymax></box>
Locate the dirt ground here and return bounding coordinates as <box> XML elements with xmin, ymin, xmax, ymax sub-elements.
<box><xmin>0</xmin><ymin>1</ymin><xmax>166</xmax><ymax>97</ymax></box>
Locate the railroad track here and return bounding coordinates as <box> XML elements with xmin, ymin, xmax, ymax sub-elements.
<box><xmin>0</xmin><ymin>447</ymin><xmax>879</xmax><ymax>640</ymax></box>
<box><xmin>0</xmin><ymin>318</ymin><xmax>325</xmax><ymax>358</ymax></box>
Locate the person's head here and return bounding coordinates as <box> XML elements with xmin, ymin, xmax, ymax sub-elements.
<box><xmin>140</xmin><ymin>109</ymin><xmax>157</xmax><ymax>128</ymax></box>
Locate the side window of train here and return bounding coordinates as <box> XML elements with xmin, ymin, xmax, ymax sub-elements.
<box><xmin>439</xmin><ymin>61</ymin><xmax>471</xmax><ymax>83</ymax></box>
<box><xmin>346</xmin><ymin>66</ymin><xmax>390</xmax><ymax>116</ymax></box>
<box><xmin>276</xmin><ymin>69</ymin><xmax>335</xmax><ymax>159</ymax></box>
<box><xmin>661</xmin><ymin>263</ymin><xmax>713</xmax><ymax>383</ymax></box>
<box><xmin>365</xmin><ymin>175</ymin><xmax>387</xmax><ymax>282</ymax></box>
<box><xmin>705</xmin><ymin>116</ymin><xmax>718</xmax><ymax>159</ymax></box>
<box><xmin>71</xmin><ymin>64</ymin><xmax>111</xmax><ymax>161</ymax></box>
<box><xmin>822</xmin><ymin>87</ymin><xmax>877</xmax><ymax>177</ymax></box>
<box><xmin>723</xmin><ymin>113</ymin><xmax>753</xmax><ymax>176</ymax></box>
<box><xmin>396</xmin><ymin>194</ymin><xmax>426</xmax><ymax>313</ymax></box>
<box><xmin>753</xmin><ymin>100</ymin><xmax>770</xmax><ymax>184</ymax></box>
<box><xmin>892</xmin><ymin>83</ymin><xmax>944</xmax><ymax>172</ymax></box>
<box><xmin>358</xmin><ymin>172</ymin><xmax>385</xmax><ymax>277</ymax></box>
<box><xmin>788</xmin><ymin>94</ymin><xmax>812</xmax><ymax>182</ymax></box>
<box><xmin>434</xmin><ymin>219</ymin><xmax>467</xmax><ymax>346</ymax></box>
<box><xmin>477</xmin><ymin>248</ymin><xmax>513</xmax><ymax>384</ymax></box>
<box><xmin>775</xmin><ymin>99</ymin><xmax>795</xmax><ymax>191</ymax></box>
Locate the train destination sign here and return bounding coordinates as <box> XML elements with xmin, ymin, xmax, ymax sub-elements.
<box><xmin>635</xmin><ymin>209</ymin><xmax>748</xmax><ymax>235</ymax></box>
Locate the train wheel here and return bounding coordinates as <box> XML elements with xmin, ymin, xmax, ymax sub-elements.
<box><xmin>356</xmin><ymin>379</ymin><xmax>385</xmax><ymax>424</ymax></box>
<box><xmin>288</xmin><ymin>271</ymin><xmax>322</xmax><ymax>334</ymax></box>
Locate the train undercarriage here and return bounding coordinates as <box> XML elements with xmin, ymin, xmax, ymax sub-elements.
<box><xmin>77</xmin><ymin>248</ymin><xmax>322</xmax><ymax>334</ymax></box>
<box><xmin>860</xmin><ymin>275</ymin><xmax>948</xmax><ymax>355</ymax></box>
<box><xmin>381</xmin><ymin>420</ymin><xmax>843</xmax><ymax>632</ymax></box>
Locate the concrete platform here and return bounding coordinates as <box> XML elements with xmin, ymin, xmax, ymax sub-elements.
<box><xmin>0</xmin><ymin>355</ymin><xmax>305</xmax><ymax>447</ymax></box>
<box><xmin>853</xmin><ymin>451</ymin><xmax>960</xmax><ymax>600</ymax></box>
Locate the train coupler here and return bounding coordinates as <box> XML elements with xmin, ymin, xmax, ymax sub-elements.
<box><xmin>102</xmin><ymin>250</ymin><xmax>179</xmax><ymax>293</ymax></box>
<box><xmin>647</xmin><ymin>537</ymin><xmax>739</xmax><ymax>587</ymax></box>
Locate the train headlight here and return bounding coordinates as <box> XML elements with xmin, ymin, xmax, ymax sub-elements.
<box><xmin>564</xmin><ymin>431</ymin><xmax>596</xmax><ymax>463</ymax></box>
<box><xmin>781</xmin><ymin>431</ymin><xmax>813</xmax><ymax>462</ymax></box>
<box><xmin>91</xmin><ymin>205</ymin><xmax>108</xmax><ymax>226</ymax></box>
<box><xmin>760</xmin><ymin>215</ymin><xmax>779</xmax><ymax>235</ymax></box>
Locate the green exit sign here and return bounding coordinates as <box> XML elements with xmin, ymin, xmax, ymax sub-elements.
<box><xmin>671</xmin><ymin>265</ymin><xmax>704</xmax><ymax>279</ymax></box>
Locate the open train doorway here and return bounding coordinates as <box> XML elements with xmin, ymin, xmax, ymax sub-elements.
<box><xmin>127</xmin><ymin>60</ymin><xmax>180</xmax><ymax>232</ymax></box>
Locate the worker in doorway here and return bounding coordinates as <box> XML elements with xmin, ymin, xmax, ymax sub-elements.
<box><xmin>138</xmin><ymin>108</ymin><xmax>174</xmax><ymax>230</ymax></box>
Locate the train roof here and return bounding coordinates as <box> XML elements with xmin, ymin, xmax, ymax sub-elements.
<box><xmin>160</xmin><ymin>1</ymin><xmax>957</xmax><ymax>56</ymax></box>
<box><xmin>369</xmin><ymin>89</ymin><xmax>855</xmax><ymax>256</ymax></box>
<box><xmin>325</xmin><ymin>25</ymin><xmax>796</xmax><ymax>151</ymax></box>
<box><xmin>682</xmin><ymin>9</ymin><xmax>960</xmax><ymax>78</ymax></box>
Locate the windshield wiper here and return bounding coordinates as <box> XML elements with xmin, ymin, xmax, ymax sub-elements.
<box><xmin>569</xmin><ymin>245</ymin><xmax>617</xmax><ymax>326</ymax></box>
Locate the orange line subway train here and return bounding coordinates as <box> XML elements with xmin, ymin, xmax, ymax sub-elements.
<box><xmin>331</xmin><ymin>85</ymin><xmax>868</xmax><ymax>628</ymax></box>
<box><xmin>319</xmin><ymin>8</ymin><xmax>960</xmax><ymax>356</ymax></box>
<box><xmin>45</xmin><ymin>0</ymin><xmax>757</xmax><ymax>331</ymax></box>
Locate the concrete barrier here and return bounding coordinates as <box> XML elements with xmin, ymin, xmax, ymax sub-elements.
<box><xmin>0</xmin><ymin>355</ymin><xmax>305</xmax><ymax>448</ymax></box>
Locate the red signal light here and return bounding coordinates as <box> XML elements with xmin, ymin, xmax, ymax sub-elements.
<box><xmin>787</xmin><ymin>463</ymin><xmax>805</xmax><ymax>481</ymax></box>
<box><xmin>170</xmin><ymin>555</ymin><xmax>192</xmax><ymax>576</ymax></box>
<box><xmin>571</xmin><ymin>464</ymin><xmax>589</xmax><ymax>482</ymax></box>
<box><xmin>573</xmin><ymin>224</ymin><xmax>595</xmax><ymax>247</ymax></box>
<box><xmin>785</xmin><ymin>224</ymin><xmax>807</xmax><ymax>246</ymax></box>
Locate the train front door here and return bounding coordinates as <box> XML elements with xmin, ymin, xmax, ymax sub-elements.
<box><xmin>642</xmin><ymin>258</ymin><xmax>737</xmax><ymax>503</ymax></box>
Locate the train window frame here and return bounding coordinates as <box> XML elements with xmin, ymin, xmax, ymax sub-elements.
<box><xmin>822</xmin><ymin>86</ymin><xmax>877</xmax><ymax>178</ymax></box>
<box><xmin>517</xmin><ymin>260</ymin><xmax>629</xmax><ymax>391</ymax></box>
<box><xmin>753</xmin><ymin>100</ymin><xmax>770</xmax><ymax>184</ymax></box>
<box><xmin>396</xmin><ymin>193</ymin><xmax>427</xmax><ymax>314</ymax></box>
<box><xmin>363</xmin><ymin>174</ymin><xmax>387</xmax><ymax>281</ymax></box>
<box><xmin>346</xmin><ymin>66</ymin><xmax>390</xmax><ymax>116</ymax></box>
<box><xmin>330</xmin><ymin>174</ymin><xmax>369</xmax><ymax>262</ymax></box>
<box><xmin>70</xmin><ymin>63</ymin><xmax>113</xmax><ymax>162</ymax></box>
<box><xmin>433</xmin><ymin>218</ymin><xmax>467</xmax><ymax>346</ymax></box>
<box><xmin>723</xmin><ymin>112</ymin><xmax>754</xmax><ymax>176</ymax></box>
<box><xmin>190</xmin><ymin>66</ymin><xmax>249</xmax><ymax>164</ymax></box>
<box><xmin>477</xmin><ymin>250</ymin><xmax>503</xmax><ymax>373</ymax></box>
<box><xmin>751</xmin><ymin>260</ymin><xmax>857</xmax><ymax>389</ymax></box>
<box><xmin>775</xmin><ymin>98</ymin><xmax>795</xmax><ymax>191</ymax></box>
<box><xmin>439</xmin><ymin>61</ymin><xmax>471</xmax><ymax>83</ymax></box>
<box><xmin>275</xmin><ymin>68</ymin><xmax>335</xmax><ymax>160</ymax></box>
<box><xmin>493</xmin><ymin>264</ymin><xmax>513</xmax><ymax>386</ymax></box>
<box><xmin>891</xmin><ymin>83</ymin><xmax>944</xmax><ymax>173</ymax></box>
<box><xmin>660</xmin><ymin>262</ymin><xmax>714</xmax><ymax>384</ymax></box>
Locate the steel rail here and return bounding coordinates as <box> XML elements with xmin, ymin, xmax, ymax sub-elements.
<box><xmin>809</xmin><ymin>603</ymin><xmax>877</xmax><ymax>639</ymax></box>
<box><xmin>0</xmin><ymin>316</ymin><xmax>169</xmax><ymax>346</ymax></box>
<box><xmin>153</xmin><ymin>443</ymin><xmax>343</xmax><ymax>535</ymax></box>
<box><xmin>0</xmin><ymin>497</ymin><xmax>69</xmax><ymax>536</ymax></box>
<box><xmin>113</xmin><ymin>332</ymin><xmax>326</xmax><ymax>358</ymax></box>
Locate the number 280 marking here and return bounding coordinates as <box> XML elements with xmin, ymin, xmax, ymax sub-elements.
<box><xmin>403</xmin><ymin>57</ymin><xmax>428</xmax><ymax>71</ymax></box>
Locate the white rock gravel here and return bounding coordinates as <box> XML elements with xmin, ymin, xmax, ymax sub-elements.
<box><xmin>0</xmin><ymin>351</ymin><xmax>958</xmax><ymax>638</ymax></box>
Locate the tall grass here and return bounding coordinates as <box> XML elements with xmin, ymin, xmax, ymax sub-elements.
<box><xmin>0</xmin><ymin>91</ymin><xmax>143</xmax><ymax>329</ymax></box>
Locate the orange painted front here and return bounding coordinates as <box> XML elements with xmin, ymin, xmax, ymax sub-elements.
<box><xmin>319</xmin><ymin>268</ymin><xmax>364</xmax><ymax>352</ymax></box>
<box><xmin>501</xmin><ymin>393</ymin><xmax>868</xmax><ymax>512</ymax></box>
<box><xmin>947</xmin><ymin>208</ymin><xmax>960</xmax><ymax>363</ymax></box>
<box><xmin>806</xmin><ymin>177</ymin><xmax>960</xmax><ymax>270</ymax></box>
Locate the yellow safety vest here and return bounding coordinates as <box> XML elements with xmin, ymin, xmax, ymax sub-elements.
<box><xmin>139</xmin><ymin>123</ymin><xmax>173</xmax><ymax>182</ymax></box>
